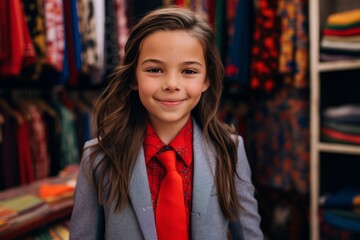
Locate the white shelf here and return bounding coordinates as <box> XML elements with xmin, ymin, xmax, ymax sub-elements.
<box><xmin>317</xmin><ymin>142</ymin><xmax>360</xmax><ymax>155</ymax></box>
<box><xmin>318</xmin><ymin>59</ymin><xmax>360</xmax><ymax>72</ymax></box>
<box><xmin>309</xmin><ymin>1</ymin><xmax>360</xmax><ymax>240</ymax></box>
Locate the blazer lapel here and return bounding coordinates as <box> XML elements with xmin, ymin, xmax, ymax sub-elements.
<box><xmin>191</xmin><ymin>122</ymin><xmax>216</xmax><ymax>226</ymax></box>
<box><xmin>129</xmin><ymin>147</ymin><xmax>157</xmax><ymax>240</ymax></box>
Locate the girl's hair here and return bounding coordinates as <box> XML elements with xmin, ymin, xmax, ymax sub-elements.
<box><xmin>88</xmin><ymin>6</ymin><xmax>240</xmax><ymax>220</ymax></box>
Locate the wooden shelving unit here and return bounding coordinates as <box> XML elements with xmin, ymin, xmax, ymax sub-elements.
<box><xmin>0</xmin><ymin>172</ymin><xmax>77</xmax><ymax>239</ymax></box>
<box><xmin>309</xmin><ymin>1</ymin><xmax>360</xmax><ymax>240</ymax></box>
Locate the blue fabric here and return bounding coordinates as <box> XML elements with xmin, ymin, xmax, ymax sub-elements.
<box><xmin>321</xmin><ymin>186</ymin><xmax>360</xmax><ymax>208</ymax></box>
<box><xmin>225</xmin><ymin>0</ymin><xmax>254</xmax><ymax>84</ymax></box>
<box><xmin>70</xmin><ymin>0</ymin><xmax>82</xmax><ymax>71</ymax></box>
<box><xmin>324</xmin><ymin>210</ymin><xmax>360</xmax><ymax>233</ymax></box>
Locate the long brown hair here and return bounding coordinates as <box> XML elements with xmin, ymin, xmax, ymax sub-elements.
<box><xmin>88</xmin><ymin>6</ymin><xmax>241</xmax><ymax>220</ymax></box>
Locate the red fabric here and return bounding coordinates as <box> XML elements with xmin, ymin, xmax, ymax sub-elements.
<box><xmin>322</xmin><ymin>127</ymin><xmax>360</xmax><ymax>145</ymax></box>
<box><xmin>176</xmin><ymin>0</ymin><xmax>185</xmax><ymax>7</ymax></box>
<box><xmin>17</xmin><ymin>120</ymin><xmax>35</xmax><ymax>184</ymax></box>
<box><xmin>39</xmin><ymin>183</ymin><xmax>74</xmax><ymax>199</ymax></box>
<box><xmin>155</xmin><ymin>150</ymin><xmax>188</xmax><ymax>240</ymax></box>
<box><xmin>144</xmin><ymin>118</ymin><xmax>193</xmax><ymax>236</ymax></box>
<box><xmin>44</xmin><ymin>0</ymin><xmax>65</xmax><ymax>71</ymax></box>
<box><xmin>323</xmin><ymin>26</ymin><xmax>360</xmax><ymax>36</ymax></box>
<box><xmin>207</xmin><ymin>0</ymin><xmax>216</xmax><ymax>28</ymax></box>
<box><xmin>0</xmin><ymin>0</ymin><xmax>25</xmax><ymax>76</ymax></box>
<box><xmin>0</xmin><ymin>0</ymin><xmax>8</xmax><ymax>61</ymax></box>
<box><xmin>28</xmin><ymin>105</ymin><xmax>50</xmax><ymax>179</ymax></box>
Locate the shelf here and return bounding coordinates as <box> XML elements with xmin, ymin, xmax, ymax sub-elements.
<box><xmin>0</xmin><ymin>169</ymin><xmax>77</xmax><ymax>239</ymax></box>
<box><xmin>0</xmin><ymin>199</ymin><xmax>73</xmax><ymax>239</ymax></box>
<box><xmin>317</xmin><ymin>142</ymin><xmax>360</xmax><ymax>155</ymax></box>
<box><xmin>310</xmin><ymin>1</ymin><xmax>360</xmax><ymax>239</ymax></box>
<box><xmin>318</xmin><ymin>59</ymin><xmax>360</xmax><ymax>72</ymax></box>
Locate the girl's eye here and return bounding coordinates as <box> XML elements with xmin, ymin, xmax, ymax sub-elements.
<box><xmin>146</xmin><ymin>68</ymin><xmax>162</xmax><ymax>73</ymax></box>
<box><xmin>182</xmin><ymin>69</ymin><xmax>197</xmax><ymax>74</ymax></box>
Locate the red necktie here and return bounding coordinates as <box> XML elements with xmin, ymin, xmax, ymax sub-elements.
<box><xmin>156</xmin><ymin>150</ymin><xmax>188</xmax><ymax>240</ymax></box>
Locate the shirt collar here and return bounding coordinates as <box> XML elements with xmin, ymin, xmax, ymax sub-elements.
<box><xmin>143</xmin><ymin>118</ymin><xmax>193</xmax><ymax>166</ymax></box>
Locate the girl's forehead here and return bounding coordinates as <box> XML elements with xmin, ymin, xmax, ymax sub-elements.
<box><xmin>137</xmin><ymin>30</ymin><xmax>206</xmax><ymax>67</ymax></box>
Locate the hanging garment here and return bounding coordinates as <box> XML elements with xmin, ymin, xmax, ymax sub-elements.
<box><xmin>44</xmin><ymin>0</ymin><xmax>65</xmax><ymax>72</ymax></box>
<box><xmin>77</xmin><ymin>0</ymin><xmax>98</xmax><ymax>74</ymax></box>
<box><xmin>0</xmin><ymin>0</ymin><xmax>36</xmax><ymax>76</ymax></box>
<box><xmin>249</xmin><ymin>0</ymin><xmax>281</xmax><ymax>93</ymax></box>
<box><xmin>63</xmin><ymin>0</ymin><xmax>82</xmax><ymax>86</ymax></box>
<box><xmin>0</xmin><ymin>104</ymin><xmax>20</xmax><ymax>189</ymax></box>
<box><xmin>21</xmin><ymin>0</ymin><xmax>47</xmax><ymax>79</ymax></box>
<box><xmin>249</xmin><ymin>87</ymin><xmax>309</xmax><ymax>194</ymax></box>
<box><xmin>278</xmin><ymin>0</ymin><xmax>308</xmax><ymax>89</ymax></box>
<box><xmin>225</xmin><ymin>0</ymin><xmax>254</xmax><ymax>85</ymax></box>
<box><xmin>104</xmin><ymin>0</ymin><xmax>120</xmax><ymax>77</ymax></box>
<box><xmin>114</xmin><ymin>0</ymin><xmax>129</xmax><ymax>65</ymax></box>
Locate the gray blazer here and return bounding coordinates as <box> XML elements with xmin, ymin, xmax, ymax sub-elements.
<box><xmin>70</xmin><ymin>122</ymin><xmax>263</xmax><ymax>240</ymax></box>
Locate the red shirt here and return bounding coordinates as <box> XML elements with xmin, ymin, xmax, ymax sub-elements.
<box><xmin>143</xmin><ymin>118</ymin><xmax>193</xmax><ymax>231</ymax></box>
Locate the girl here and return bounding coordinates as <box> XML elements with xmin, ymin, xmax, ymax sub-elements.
<box><xmin>70</xmin><ymin>6</ymin><xmax>263</xmax><ymax>240</ymax></box>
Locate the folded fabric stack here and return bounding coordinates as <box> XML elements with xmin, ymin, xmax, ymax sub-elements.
<box><xmin>320</xmin><ymin>185</ymin><xmax>360</xmax><ymax>239</ymax></box>
<box><xmin>0</xmin><ymin>194</ymin><xmax>49</xmax><ymax>230</ymax></box>
<box><xmin>321</xmin><ymin>104</ymin><xmax>360</xmax><ymax>145</ymax></box>
<box><xmin>320</xmin><ymin>8</ymin><xmax>360</xmax><ymax>61</ymax></box>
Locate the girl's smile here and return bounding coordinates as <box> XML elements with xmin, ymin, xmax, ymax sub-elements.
<box><xmin>156</xmin><ymin>98</ymin><xmax>186</xmax><ymax>107</ymax></box>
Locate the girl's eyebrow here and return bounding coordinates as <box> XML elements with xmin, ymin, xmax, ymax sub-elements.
<box><xmin>140</xmin><ymin>59</ymin><xmax>204</xmax><ymax>67</ymax></box>
<box><xmin>139</xmin><ymin>59</ymin><xmax>163</xmax><ymax>65</ymax></box>
<box><xmin>182</xmin><ymin>61</ymin><xmax>204</xmax><ymax>67</ymax></box>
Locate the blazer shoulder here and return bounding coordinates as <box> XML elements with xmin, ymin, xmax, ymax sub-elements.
<box><xmin>84</xmin><ymin>138</ymin><xmax>99</xmax><ymax>149</ymax></box>
<box><xmin>81</xmin><ymin>138</ymin><xmax>104</xmax><ymax>170</ymax></box>
<box><xmin>230</xmin><ymin>134</ymin><xmax>244</xmax><ymax>146</ymax></box>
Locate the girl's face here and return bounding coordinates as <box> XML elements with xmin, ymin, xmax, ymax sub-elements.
<box><xmin>136</xmin><ymin>30</ymin><xmax>209</xmax><ymax>138</ymax></box>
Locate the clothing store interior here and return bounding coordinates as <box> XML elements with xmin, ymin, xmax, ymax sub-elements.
<box><xmin>1</xmin><ymin>0</ymin><xmax>360</xmax><ymax>239</ymax></box>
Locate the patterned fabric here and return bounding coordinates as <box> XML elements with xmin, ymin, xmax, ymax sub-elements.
<box><xmin>44</xmin><ymin>0</ymin><xmax>65</xmax><ymax>72</ymax></box>
<box><xmin>249</xmin><ymin>87</ymin><xmax>309</xmax><ymax>194</ymax></box>
<box><xmin>114</xmin><ymin>0</ymin><xmax>129</xmax><ymax>65</ymax></box>
<box><xmin>77</xmin><ymin>0</ymin><xmax>98</xmax><ymax>73</ymax></box>
<box><xmin>250</xmin><ymin>0</ymin><xmax>308</xmax><ymax>91</ymax></box>
<box><xmin>89</xmin><ymin>0</ymin><xmax>105</xmax><ymax>84</ymax></box>
<box><xmin>143</xmin><ymin>118</ymin><xmax>193</xmax><ymax>226</ymax></box>
<box><xmin>27</xmin><ymin>104</ymin><xmax>50</xmax><ymax>179</ymax></box>
<box><xmin>279</xmin><ymin>0</ymin><xmax>309</xmax><ymax>88</ymax></box>
<box><xmin>249</xmin><ymin>0</ymin><xmax>281</xmax><ymax>92</ymax></box>
<box><xmin>278</xmin><ymin>0</ymin><xmax>296</xmax><ymax>74</ymax></box>
<box><xmin>105</xmin><ymin>0</ymin><xmax>120</xmax><ymax>76</ymax></box>
<box><xmin>22</xmin><ymin>0</ymin><xmax>47</xmax><ymax>79</ymax></box>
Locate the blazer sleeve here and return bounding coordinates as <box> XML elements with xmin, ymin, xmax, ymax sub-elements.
<box><xmin>235</xmin><ymin>136</ymin><xmax>264</xmax><ymax>240</ymax></box>
<box><xmin>70</xmin><ymin>142</ymin><xmax>105</xmax><ymax>240</ymax></box>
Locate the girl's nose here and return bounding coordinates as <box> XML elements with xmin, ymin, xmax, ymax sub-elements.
<box><xmin>162</xmin><ymin>73</ymin><xmax>180</xmax><ymax>91</ymax></box>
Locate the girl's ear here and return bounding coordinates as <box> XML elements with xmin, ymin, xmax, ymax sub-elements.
<box><xmin>202</xmin><ymin>78</ymin><xmax>210</xmax><ymax>92</ymax></box>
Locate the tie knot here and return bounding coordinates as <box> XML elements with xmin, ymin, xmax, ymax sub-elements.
<box><xmin>157</xmin><ymin>150</ymin><xmax>177</xmax><ymax>172</ymax></box>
